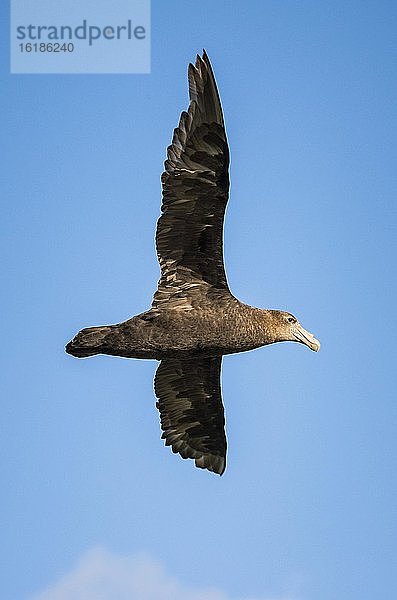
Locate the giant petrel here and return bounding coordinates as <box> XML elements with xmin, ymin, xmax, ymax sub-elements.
<box><xmin>66</xmin><ymin>51</ymin><xmax>320</xmax><ymax>475</ymax></box>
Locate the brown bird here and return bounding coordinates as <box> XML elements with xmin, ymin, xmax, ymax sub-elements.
<box><xmin>66</xmin><ymin>50</ymin><xmax>320</xmax><ymax>475</ymax></box>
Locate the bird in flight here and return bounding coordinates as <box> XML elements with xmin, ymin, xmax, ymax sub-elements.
<box><xmin>66</xmin><ymin>50</ymin><xmax>320</xmax><ymax>475</ymax></box>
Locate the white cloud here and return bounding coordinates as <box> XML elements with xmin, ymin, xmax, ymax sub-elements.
<box><xmin>28</xmin><ymin>547</ymin><xmax>298</xmax><ymax>600</ymax></box>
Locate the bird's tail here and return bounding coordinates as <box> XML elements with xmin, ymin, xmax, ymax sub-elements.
<box><xmin>65</xmin><ymin>325</ymin><xmax>113</xmax><ymax>358</ymax></box>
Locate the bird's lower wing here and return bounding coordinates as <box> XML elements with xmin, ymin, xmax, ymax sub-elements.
<box><xmin>154</xmin><ymin>355</ymin><xmax>227</xmax><ymax>475</ymax></box>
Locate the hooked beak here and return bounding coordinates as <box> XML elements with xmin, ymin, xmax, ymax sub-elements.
<box><xmin>293</xmin><ymin>324</ymin><xmax>321</xmax><ymax>352</ymax></box>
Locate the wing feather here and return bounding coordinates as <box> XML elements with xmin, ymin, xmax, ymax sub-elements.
<box><xmin>154</xmin><ymin>355</ymin><xmax>227</xmax><ymax>475</ymax></box>
<box><xmin>153</xmin><ymin>51</ymin><xmax>231</xmax><ymax>310</ymax></box>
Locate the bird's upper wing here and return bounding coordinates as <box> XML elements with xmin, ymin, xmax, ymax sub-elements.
<box><xmin>153</xmin><ymin>51</ymin><xmax>231</xmax><ymax>310</ymax></box>
<box><xmin>154</xmin><ymin>355</ymin><xmax>227</xmax><ymax>475</ymax></box>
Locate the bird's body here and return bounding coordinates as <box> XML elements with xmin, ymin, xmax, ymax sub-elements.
<box><xmin>66</xmin><ymin>51</ymin><xmax>320</xmax><ymax>475</ymax></box>
<box><xmin>67</xmin><ymin>303</ymin><xmax>296</xmax><ymax>360</ymax></box>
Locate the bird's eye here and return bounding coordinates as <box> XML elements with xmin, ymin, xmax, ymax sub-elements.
<box><xmin>287</xmin><ymin>317</ymin><xmax>296</xmax><ymax>323</ymax></box>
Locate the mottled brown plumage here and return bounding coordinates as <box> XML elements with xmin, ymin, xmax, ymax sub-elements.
<box><xmin>66</xmin><ymin>51</ymin><xmax>320</xmax><ymax>475</ymax></box>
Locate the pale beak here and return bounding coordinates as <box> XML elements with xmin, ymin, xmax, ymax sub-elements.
<box><xmin>293</xmin><ymin>324</ymin><xmax>321</xmax><ymax>352</ymax></box>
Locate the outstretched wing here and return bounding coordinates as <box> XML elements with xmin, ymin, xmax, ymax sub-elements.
<box><xmin>154</xmin><ymin>356</ymin><xmax>227</xmax><ymax>475</ymax></box>
<box><xmin>153</xmin><ymin>51</ymin><xmax>231</xmax><ymax>310</ymax></box>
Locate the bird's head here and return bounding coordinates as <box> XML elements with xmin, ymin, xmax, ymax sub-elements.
<box><xmin>269</xmin><ymin>310</ymin><xmax>320</xmax><ymax>352</ymax></box>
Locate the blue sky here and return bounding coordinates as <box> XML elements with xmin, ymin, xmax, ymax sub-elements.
<box><xmin>1</xmin><ymin>1</ymin><xmax>397</xmax><ymax>599</ymax></box>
